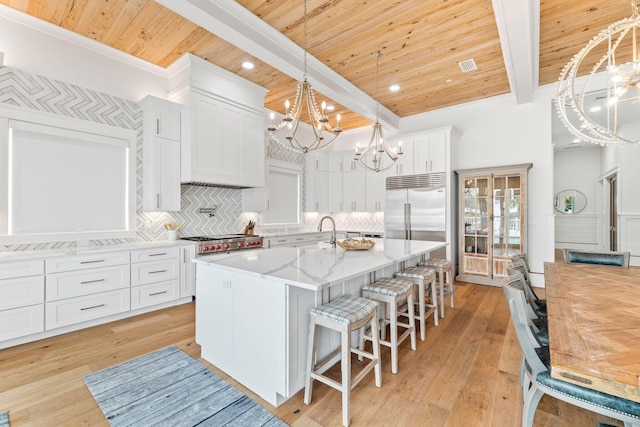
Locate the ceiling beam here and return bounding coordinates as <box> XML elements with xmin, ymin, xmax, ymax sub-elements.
<box><xmin>156</xmin><ymin>0</ymin><xmax>400</xmax><ymax>130</ymax></box>
<box><xmin>491</xmin><ymin>0</ymin><xmax>539</xmax><ymax>104</ymax></box>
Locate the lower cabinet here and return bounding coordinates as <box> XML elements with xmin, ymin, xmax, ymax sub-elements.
<box><xmin>0</xmin><ymin>260</ymin><xmax>45</xmax><ymax>341</ymax></box>
<box><xmin>196</xmin><ymin>267</ymin><xmax>289</xmax><ymax>406</ymax></box>
<box><xmin>46</xmin><ymin>288</ymin><xmax>130</xmax><ymax>330</ymax></box>
<box><xmin>0</xmin><ymin>243</ymin><xmax>196</xmax><ymax>349</ymax></box>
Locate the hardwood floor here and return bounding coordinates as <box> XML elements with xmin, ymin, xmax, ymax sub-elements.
<box><xmin>0</xmin><ymin>282</ymin><xmax>623</xmax><ymax>427</ymax></box>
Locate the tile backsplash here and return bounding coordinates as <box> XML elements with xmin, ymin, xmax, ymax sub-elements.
<box><xmin>0</xmin><ymin>66</ymin><xmax>383</xmax><ymax>252</ymax></box>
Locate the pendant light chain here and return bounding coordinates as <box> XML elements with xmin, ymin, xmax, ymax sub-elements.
<box><xmin>633</xmin><ymin>0</ymin><xmax>639</xmax><ymax>19</ymax></box>
<box><xmin>303</xmin><ymin>0</ymin><xmax>308</xmax><ymax>81</ymax></box>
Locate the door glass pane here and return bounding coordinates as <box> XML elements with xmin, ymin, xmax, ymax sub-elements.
<box><xmin>477</xmin><ymin>237</ymin><xmax>488</xmax><ymax>255</ymax></box>
<box><xmin>477</xmin><ymin>178</ymin><xmax>489</xmax><ymax>197</ymax></box>
<box><xmin>478</xmin><ymin>197</ymin><xmax>489</xmax><ymax>216</ymax></box>
<box><xmin>493</xmin><ymin>177</ymin><xmax>505</xmax><ymax>197</ymax></box>
<box><xmin>464</xmin><ymin>236</ymin><xmax>476</xmax><ymax>254</ymax></box>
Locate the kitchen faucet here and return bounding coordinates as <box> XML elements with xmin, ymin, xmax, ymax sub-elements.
<box><xmin>318</xmin><ymin>216</ymin><xmax>336</xmax><ymax>248</ymax></box>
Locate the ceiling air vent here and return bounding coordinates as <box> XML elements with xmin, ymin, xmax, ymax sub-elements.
<box><xmin>562</xmin><ymin>144</ymin><xmax>583</xmax><ymax>150</ymax></box>
<box><xmin>458</xmin><ymin>59</ymin><xmax>478</xmax><ymax>73</ymax></box>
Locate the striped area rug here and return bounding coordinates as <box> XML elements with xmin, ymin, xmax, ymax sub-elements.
<box><xmin>0</xmin><ymin>411</ymin><xmax>9</xmax><ymax>427</ymax></box>
<box><xmin>83</xmin><ymin>346</ymin><xmax>288</xmax><ymax>427</ymax></box>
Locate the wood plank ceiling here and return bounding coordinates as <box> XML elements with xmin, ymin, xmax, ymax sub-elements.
<box><xmin>0</xmin><ymin>0</ymin><xmax>633</xmax><ymax>131</ymax></box>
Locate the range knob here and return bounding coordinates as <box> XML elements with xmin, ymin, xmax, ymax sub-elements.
<box><xmin>225</xmin><ymin>243</ymin><xmax>231</xmax><ymax>249</ymax></box>
<box><xmin>216</xmin><ymin>245</ymin><xmax>222</xmax><ymax>250</ymax></box>
<box><xmin>238</xmin><ymin>242</ymin><xmax>245</xmax><ymax>248</ymax></box>
<box><xmin>204</xmin><ymin>246</ymin><xmax>210</xmax><ymax>252</ymax></box>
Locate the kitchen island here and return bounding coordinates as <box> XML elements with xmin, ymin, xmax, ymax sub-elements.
<box><xmin>194</xmin><ymin>238</ymin><xmax>446</xmax><ymax>407</ymax></box>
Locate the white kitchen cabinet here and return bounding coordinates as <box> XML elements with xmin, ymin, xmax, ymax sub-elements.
<box><xmin>365</xmin><ymin>168</ymin><xmax>389</xmax><ymax>212</ymax></box>
<box><xmin>196</xmin><ymin>267</ymin><xmax>287</xmax><ymax>406</ymax></box>
<box><xmin>180</xmin><ymin>245</ymin><xmax>196</xmax><ymax>298</ymax></box>
<box><xmin>305</xmin><ymin>153</ymin><xmax>329</xmax><ymax>212</ymax></box>
<box><xmin>265</xmin><ymin>232</ymin><xmax>332</xmax><ymax>248</ymax></box>
<box><xmin>44</xmin><ymin>250</ymin><xmax>131</xmax><ymax>330</ymax></box>
<box><xmin>180</xmin><ymin>92</ymin><xmax>265</xmax><ymax>188</ymax></box>
<box><xmin>388</xmin><ymin>139</ymin><xmax>413</xmax><ymax>176</ymax></box>
<box><xmin>0</xmin><ymin>260</ymin><xmax>44</xmax><ymax>341</ymax></box>
<box><xmin>343</xmin><ymin>169</ymin><xmax>366</xmax><ymax>212</ymax></box>
<box><xmin>131</xmin><ymin>247</ymin><xmax>180</xmax><ymax>310</ymax></box>
<box><xmin>413</xmin><ymin>132</ymin><xmax>446</xmax><ymax>174</ymax></box>
<box><xmin>46</xmin><ymin>288</ymin><xmax>130</xmax><ymax>330</ymax></box>
<box><xmin>140</xmin><ymin>95</ymin><xmax>182</xmax><ymax>212</ymax></box>
<box><xmin>327</xmin><ymin>172</ymin><xmax>343</xmax><ymax>212</ymax></box>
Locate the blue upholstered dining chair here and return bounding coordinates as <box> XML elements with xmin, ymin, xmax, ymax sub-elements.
<box><xmin>563</xmin><ymin>249</ymin><xmax>630</xmax><ymax>268</ymax></box>
<box><xmin>502</xmin><ymin>277</ymin><xmax>640</xmax><ymax>427</ymax></box>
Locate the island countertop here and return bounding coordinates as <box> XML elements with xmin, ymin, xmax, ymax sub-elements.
<box><xmin>194</xmin><ymin>238</ymin><xmax>446</xmax><ymax>291</ymax></box>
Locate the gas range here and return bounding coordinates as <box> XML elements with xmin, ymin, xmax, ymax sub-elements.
<box><xmin>181</xmin><ymin>234</ymin><xmax>263</xmax><ymax>256</ymax></box>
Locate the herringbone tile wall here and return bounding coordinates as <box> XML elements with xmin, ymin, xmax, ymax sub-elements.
<box><xmin>0</xmin><ymin>66</ymin><xmax>383</xmax><ymax>251</ymax></box>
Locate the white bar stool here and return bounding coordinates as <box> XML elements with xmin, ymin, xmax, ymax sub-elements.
<box><xmin>394</xmin><ymin>265</ymin><xmax>438</xmax><ymax>340</ymax></box>
<box><xmin>419</xmin><ymin>258</ymin><xmax>454</xmax><ymax>318</ymax></box>
<box><xmin>304</xmin><ymin>294</ymin><xmax>382</xmax><ymax>427</ymax></box>
<box><xmin>361</xmin><ymin>277</ymin><xmax>417</xmax><ymax>374</ymax></box>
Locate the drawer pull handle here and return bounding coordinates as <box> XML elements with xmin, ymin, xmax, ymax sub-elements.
<box><xmin>80</xmin><ymin>279</ymin><xmax>105</xmax><ymax>285</ymax></box>
<box><xmin>149</xmin><ymin>270</ymin><xmax>167</xmax><ymax>274</ymax></box>
<box><xmin>149</xmin><ymin>291</ymin><xmax>168</xmax><ymax>296</ymax></box>
<box><xmin>80</xmin><ymin>304</ymin><xmax>105</xmax><ymax>311</ymax></box>
<box><xmin>80</xmin><ymin>260</ymin><xmax>104</xmax><ymax>264</ymax></box>
<box><xmin>148</xmin><ymin>253</ymin><xmax>167</xmax><ymax>257</ymax></box>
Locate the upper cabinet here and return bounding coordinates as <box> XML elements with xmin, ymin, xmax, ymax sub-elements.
<box><xmin>413</xmin><ymin>132</ymin><xmax>446</xmax><ymax>174</ymax></box>
<box><xmin>167</xmin><ymin>54</ymin><xmax>269</xmax><ymax>188</ymax></box>
<box><xmin>140</xmin><ymin>96</ymin><xmax>182</xmax><ymax>212</ymax></box>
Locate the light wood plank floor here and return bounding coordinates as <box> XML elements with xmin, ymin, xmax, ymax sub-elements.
<box><xmin>0</xmin><ymin>282</ymin><xmax>623</xmax><ymax>426</ymax></box>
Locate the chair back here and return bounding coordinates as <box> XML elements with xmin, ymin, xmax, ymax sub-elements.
<box><xmin>506</xmin><ymin>261</ymin><xmax>541</xmax><ymax>311</ymax></box>
<box><xmin>502</xmin><ymin>275</ymin><xmax>548</xmax><ymax>376</ymax></box>
<box><xmin>563</xmin><ymin>249</ymin><xmax>630</xmax><ymax>268</ymax></box>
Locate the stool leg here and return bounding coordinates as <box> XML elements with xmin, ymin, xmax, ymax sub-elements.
<box><xmin>417</xmin><ymin>282</ymin><xmax>426</xmax><ymax>341</ymax></box>
<box><xmin>304</xmin><ymin>315</ymin><xmax>318</xmax><ymax>405</ymax></box>
<box><xmin>430</xmin><ymin>278</ymin><xmax>439</xmax><ymax>327</ymax></box>
<box><xmin>389</xmin><ymin>298</ymin><xmax>399</xmax><ymax>374</ymax></box>
<box><xmin>370</xmin><ymin>307</ymin><xmax>382</xmax><ymax>388</ymax></box>
<box><xmin>438</xmin><ymin>268</ymin><xmax>445</xmax><ymax>318</ymax></box>
<box><xmin>447</xmin><ymin>268</ymin><xmax>454</xmax><ymax>308</ymax></box>
<box><xmin>407</xmin><ymin>292</ymin><xmax>417</xmax><ymax>351</ymax></box>
<box><xmin>341</xmin><ymin>323</ymin><xmax>351</xmax><ymax>427</ymax></box>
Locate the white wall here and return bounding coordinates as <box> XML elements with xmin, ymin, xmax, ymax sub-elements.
<box><xmin>553</xmin><ymin>148</ymin><xmax>601</xmax><ymax>250</ymax></box>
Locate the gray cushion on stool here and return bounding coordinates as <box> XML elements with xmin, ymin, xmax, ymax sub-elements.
<box><xmin>310</xmin><ymin>295</ymin><xmax>378</xmax><ymax>325</ymax></box>
<box><xmin>395</xmin><ymin>266</ymin><xmax>436</xmax><ymax>281</ymax></box>
<box><xmin>420</xmin><ymin>258</ymin><xmax>452</xmax><ymax>269</ymax></box>
<box><xmin>363</xmin><ymin>277</ymin><xmax>414</xmax><ymax>297</ymax></box>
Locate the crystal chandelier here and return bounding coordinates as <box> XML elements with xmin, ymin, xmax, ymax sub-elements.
<box><xmin>557</xmin><ymin>0</ymin><xmax>640</xmax><ymax>145</ymax></box>
<box><xmin>354</xmin><ymin>52</ymin><xmax>402</xmax><ymax>172</ymax></box>
<box><xmin>266</xmin><ymin>0</ymin><xmax>341</xmax><ymax>153</ymax></box>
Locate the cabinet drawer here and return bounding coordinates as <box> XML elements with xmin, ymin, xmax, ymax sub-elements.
<box><xmin>46</xmin><ymin>265</ymin><xmax>130</xmax><ymax>302</ymax></box>
<box><xmin>131</xmin><ymin>279</ymin><xmax>179</xmax><ymax>310</ymax></box>
<box><xmin>0</xmin><ymin>304</ymin><xmax>44</xmax><ymax>341</ymax></box>
<box><xmin>130</xmin><ymin>246</ymin><xmax>180</xmax><ymax>263</ymax></box>
<box><xmin>46</xmin><ymin>252</ymin><xmax>130</xmax><ymax>273</ymax></box>
<box><xmin>131</xmin><ymin>259</ymin><xmax>179</xmax><ymax>286</ymax></box>
<box><xmin>0</xmin><ymin>275</ymin><xmax>44</xmax><ymax>310</ymax></box>
<box><xmin>45</xmin><ymin>289</ymin><xmax>130</xmax><ymax>330</ymax></box>
<box><xmin>0</xmin><ymin>260</ymin><xmax>44</xmax><ymax>280</ymax></box>
<box><xmin>268</xmin><ymin>237</ymin><xmax>294</xmax><ymax>247</ymax></box>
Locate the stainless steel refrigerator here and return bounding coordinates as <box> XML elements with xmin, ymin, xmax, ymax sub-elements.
<box><xmin>384</xmin><ymin>173</ymin><xmax>447</xmax><ymax>258</ymax></box>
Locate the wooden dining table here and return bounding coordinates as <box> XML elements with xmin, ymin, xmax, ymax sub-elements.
<box><xmin>544</xmin><ymin>261</ymin><xmax>640</xmax><ymax>403</ymax></box>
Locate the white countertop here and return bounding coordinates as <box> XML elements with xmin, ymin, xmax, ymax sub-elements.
<box><xmin>194</xmin><ymin>238</ymin><xmax>446</xmax><ymax>291</ymax></box>
<box><xmin>0</xmin><ymin>240</ymin><xmax>196</xmax><ymax>262</ymax></box>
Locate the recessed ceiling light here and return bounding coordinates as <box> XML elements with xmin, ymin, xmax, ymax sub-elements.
<box><xmin>389</xmin><ymin>84</ymin><xmax>400</xmax><ymax>92</ymax></box>
<box><xmin>589</xmin><ymin>105</ymin><xmax>602</xmax><ymax>112</ymax></box>
<box><xmin>572</xmin><ymin>138</ymin><xmax>581</xmax><ymax>144</ymax></box>
<box><xmin>446</xmin><ymin>79</ymin><xmax>453</xmax><ymax>83</ymax></box>
<box><xmin>326</xmin><ymin>105</ymin><xmax>335</xmax><ymax>111</ymax></box>
<box><xmin>242</xmin><ymin>61</ymin><xmax>254</xmax><ymax>70</ymax></box>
